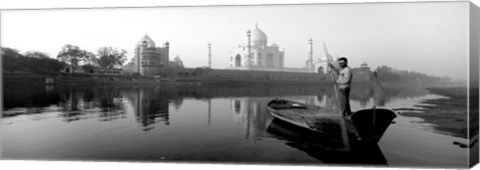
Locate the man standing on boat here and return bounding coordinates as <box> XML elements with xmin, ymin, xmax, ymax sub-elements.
<box><xmin>328</xmin><ymin>57</ymin><xmax>352</xmax><ymax>117</ymax></box>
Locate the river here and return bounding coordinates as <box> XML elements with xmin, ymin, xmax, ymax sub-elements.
<box><xmin>0</xmin><ymin>83</ymin><xmax>469</xmax><ymax>168</ymax></box>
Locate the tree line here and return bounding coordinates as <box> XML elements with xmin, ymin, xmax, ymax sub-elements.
<box><xmin>374</xmin><ymin>65</ymin><xmax>463</xmax><ymax>87</ymax></box>
<box><xmin>2</xmin><ymin>44</ymin><xmax>127</xmax><ymax>74</ymax></box>
<box><xmin>2</xmin><ymin>44</ymin><xmax>463</xmax><ymax>87</ymax></box>
<box><xmin>2</xmin><ymin>48</ymin><xmax>66</xmax><ymax>74</ymax></box>
<box><xmin>57</xmin><ymin>44</ymin><xmax>127</xmax><ymax>68</ymax></box>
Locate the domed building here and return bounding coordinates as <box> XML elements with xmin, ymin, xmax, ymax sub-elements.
<box><xmin>137</xmin><ymin>34</ymin><xmax>156</xmax><ymax>48</ymax></box>
<box><xmin>230</xmin><ymin>24</ymin><xmax>285</xmax><ymax>70</ymax></box>
<box><xmin>313</xmin><ymin>56</ymin><xmax>330</xmax><ymax>74</ymax></box>
<box><xmin>229</xmin><ymin>24</ymin><xmax>317</xmax><ymax>73</ymax></box>
<box><xmin>124</xmin><ymin>34</ymin><xmax>170</xmax><ymax>76</ymax></box>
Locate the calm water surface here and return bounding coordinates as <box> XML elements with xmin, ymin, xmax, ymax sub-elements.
<box><xmin>1</xmin><ymin>83</ymin><xmax>469</xmax><ymax>167</ymax></box>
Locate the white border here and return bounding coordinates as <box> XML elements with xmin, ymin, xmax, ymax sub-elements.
<box><xmin>1</xmin><ymin>1</ymin><xmax>479</xmax><ymax>170</ymax></box>
<box><xmin>0</xmin><ymin>0</ymin><xmax>478</xmax><ymax>10</ymax></box>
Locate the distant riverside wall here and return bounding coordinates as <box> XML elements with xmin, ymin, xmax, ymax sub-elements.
<box><xmin>3</xmin><ymin>67</ymin><xmax>375</xmax><ymax>86</ymax></box>
<box><xmin>173</xmin><ymin>68</ymin><xmax>332</xmax><ymax>85</ymax></box>
<box><xmin>3</xmin><ymin>73</ymin><xmax>173</xmax><ymax>86</ymax></box>
<box><xmin>173</xmin><ymin>67</ymin><xmax>374</xmax><ymax>84</ymax></box>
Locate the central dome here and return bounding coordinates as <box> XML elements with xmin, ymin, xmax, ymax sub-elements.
<box><xmin>137</xmin><ymin>34</ymin><xmax>156</xmax><ymax>48</ymax></box>
<box><xmin>251</xmin><ymin>24</ymin><xmax>267</xmax><ymax>44</ymax></box>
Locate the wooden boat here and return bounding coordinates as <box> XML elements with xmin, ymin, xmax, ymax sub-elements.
<box><xmin>267</xmin><ymin>99</ymin><xmax>396</xmax><ymax>148</ymax></box>
<box><xmin>349</xmin><ymin>107</ymin><xmax>397</xmax><ymax>143</ymax></box>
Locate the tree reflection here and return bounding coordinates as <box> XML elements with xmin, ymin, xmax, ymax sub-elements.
<box><xmin>57</xmin><ymin>86</ymin><xmax>126</xmax><ymax>122</ymax></box>
<box><xmin>3</xmin><ymin>83</ymin><xmax>62</xmax><ymax>113</ymax></box>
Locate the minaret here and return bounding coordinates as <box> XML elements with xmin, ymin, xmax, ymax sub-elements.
<box><xmin>164</xmin><ymin>41</ymin><xmax>170</xmax><ymax>61</ymax></box>
<box><xmin>307</xmin><ymin>38</ymin><xmax>314</xmax><ymax>72</ymax></box>
<box><xmin>139</xmin><ymin>39</ymin><xmax>148</xmax><ymax>75</ymax></box>
<box><xmin>246</xmin><ymin>29</ymin><xmax>252</xmax><ymax>67</ymax></box>
<box><xmin>137</xmin><ymin>47</ymin><xmax>141</xmax><ymax>74</ymax></box>
<box><xmin>208</xmin><ymin>43</ymin><xmax>212</xmax><ymax>68</ymax></box>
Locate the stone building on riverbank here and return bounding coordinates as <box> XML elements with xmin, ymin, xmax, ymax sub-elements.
<box><xmin>123</xmin><ymin>34</ymin><xmax>170</xmax><ymax>76</ymax></box>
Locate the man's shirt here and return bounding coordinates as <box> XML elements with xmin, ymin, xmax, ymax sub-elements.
<box><xmin>336</xmin><ymin>66</ymin><xmax>352</xmax><ymax>89</ymax></box>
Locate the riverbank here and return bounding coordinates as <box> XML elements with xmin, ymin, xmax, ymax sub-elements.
<box><xmin>397</xmin><ymin>87</ymin><xmax>478</xmax><ymax>139</ymax></box>
<box><xmin>2</xmin><ymin>72</ymin><xmax>328</xmax><ymax>86</ymax></box>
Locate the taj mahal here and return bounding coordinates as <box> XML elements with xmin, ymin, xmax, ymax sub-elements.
<box><xmin>123</xmin><ymin>24</ymin><xmax>366</xmax><ymax>78</ymax></box>
<box><xmin>229</xmin><ymin>24</ymin><xmax>285</xmax><ymax>70</ymax></box>
<box><xmin>228</xmin><ymin>24</ymin><xmax>331</xmax><ymax>74</ymax></box>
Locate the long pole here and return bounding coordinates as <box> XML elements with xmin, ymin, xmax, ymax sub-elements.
<box><xmin>371</xmin><ymin>71</ymin><xmax>381</xmax><ymax>125</ymax></box>
<box><xmin>323</xmin><ymin>42</ymin><xmax>350</xmax><ymax>150</ymax></box>
<box><xmin>323</xmin><ymin>42</ymin><xmax>340</xmax><ymax>101</ymax></box>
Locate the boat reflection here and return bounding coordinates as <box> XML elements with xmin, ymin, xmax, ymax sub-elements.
<box><xmin>267</xmin><ymin>118</ymin><xmax>387</xmax><ymax>165</ymax></box>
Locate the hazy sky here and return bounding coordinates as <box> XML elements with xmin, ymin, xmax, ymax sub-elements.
<box><xmin>1</xmin><ymin>1</ymin><xmax>470</xmax><ymax>79</ymax></box>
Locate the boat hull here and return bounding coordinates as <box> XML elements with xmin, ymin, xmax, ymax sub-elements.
<box><xmin>267</xmin><ymin>99</ymin><xmax>396</xmax><ymax>144</ymax></box>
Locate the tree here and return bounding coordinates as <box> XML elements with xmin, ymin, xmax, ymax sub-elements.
<box><xmin>374</xmin><ymin>65</ymin><xmax>461</xmax><ymax>86</ymax></box>
<box><xmin>3</xmin><ymin>47</ymin><xmax>67</xmax><ymax>74</ymax></box>
<box><xmin>81</xmin><ymin>64</ymin><xmax>96</xmax><ymax>74</ymax></box>
<box><xmin>375</xmin><ymin>65</ymin><xmax>393</xmax><ymax>74</ymax></box>
<box><xmin>24</xmin><ymin>51</ymin><xmax>67</xmax><ymax>74</ymax></box>
<box><xmin>25</xmin><ymin>51</ymin><xmax>49</xmax><ymax>59</ymax></box>
<box><xmin>2</xmin><ymin>47</ymin><xmax>25</xmax><ymax>72</ymax></box>
<box><xmin>57</xmin><ymin>44</ymin><xmax>90</xmax><ymax>66</ymax></box>
<box><xmin>375</xmin><ymin>65</ymin><xmax>401</xmax><ymax>82</ymax></box>
<box><xmin>97</xmin><ymin>47</ymin><xmax>127</xmax><ymax>68</ymax></box>
<box><xmin>25</xmin><ymin>51</ymin><xmax>50</xmax><ymax>73</ymax></box>
<box><xmin>84</xmin><ymin>52</ymin><xmax>99</xmax><ymax>66</ymax></box>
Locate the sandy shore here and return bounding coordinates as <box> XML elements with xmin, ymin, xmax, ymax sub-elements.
<box><xmin>398</xmin><ymin>87</ymin><xmax>478</xmax><ymax>139</ymax></box>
